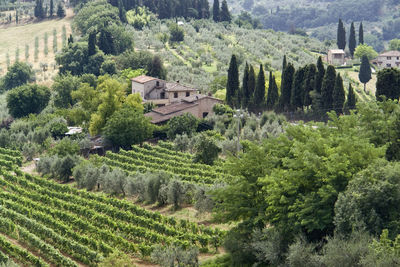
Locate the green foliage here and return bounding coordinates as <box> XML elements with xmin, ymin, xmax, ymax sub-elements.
<box><xmin>57</xmin><ymin>3</ymin><xmax>65</xmax><ymax>18</ymax></box>
<box><xmin>266</xmin><ymin>72</ymin><xmax>279</xmax><ymax>110</ymax></box>
<box><xmin>48</xmin><ymin>138</ymin><xmax>80</xmax><ymax>157</ymax></box>
<box><xmin>359</xmin><ymin>22</ymin><xmax>364</xmax><ymax>45</ymax></box>
<box><xmin>126</xmin><ymin>7</ymin><xmax>155</xmax><ymax>30</ymax></box>
<box><xmin>337</xmin><ymin>19</ymin><xmax>346</xmax><ymax>50</ymax></box>
<box><xmin>226</xmin><ymin>54</ymin><xmax>239</xmax><ymax>107</ymax></box>
<box><xmin>253</xmin><ymin>64</ymin><xmax>265</xmax><ymax>109</ymax></box>
<box><xmin>52</xmin><ymin>74</ymin><xmax>81</xmax><ymax>108</ymax></box>
<box><xmin>147</xmin><ymin>55</ymin><xmax>167</xmax><ymax>80</ymax></box>
<box><xmin>346</xmin><ymin>83</ymin><xmax>357</xmax><ymax>111</ymax></box>
<box><xmin>213</xmin><ymin>0</ymin><xmax>220</xmax><ymax>22</ymax></box>
<box><xmin>354</xmin><ymin>44</ymin><xmax>378</xmax><ymax>60</ymax></box>
<box><xmin>321</xmin><ymin>65</ymin><xmax>336</xmax><ymax>111</ymax></box>
<box><xmin>169</xmin><ymin>23</ymin><xmax>185</xmax><ymax>43</ymax></box>
<box><xmin>349</xmin><ymin>22</ymin><xmax>356</xmax><ymax>57</ymax></box>
<box><xmin>6</xmin><ymin>84</ymin><xmax>50</xmax><ymax>118</ymax></box>
<box><xmin>278</xmin><ymin>63</ymin><xmax>294</xmax><ymax>111</ymax></box>
<box><xmin>3</xmin><ymin>62</ymin><xmax>33</xmax><ymax>91</ymax></box>
<box><xmin>359</xmin><ymin>55</ymin><xmax>372</xmax><ymax>91</ymax></box>
<box><xmin>376</xmin><ymin>67</ymin><xmax>400</xmax><ymax>100</ymax></box>
<box><xmin>290</xmin><ymin>67</ymin><xmax>305</xmax><ymax>111</ymax></box>
<box><xmin>332</xmin><ymin>73</ymin><xmax>345</xmax><ymax>114</ymax></box>
<box><xmin>193</xmin><ymin>132</ymin><xmax>221</xmax><ymax>165</ymax></box>
<box><xmin>99</xmin><ymin>251</ymin><xmax>136</xmax><ymax>267</ymax></box>
<box><xmin>103</xmin><ymin>106</ymin><xmax>153</xmax><ymax>149</ymax></box>
<box><xmin>220</xmin><ymin>0</ymin><xmax>231</xmax><ymax>22</ymax></box>
<box><xmin>389</xmin><ymin>38</ymin><xmax>400</xmax><ymax>51</ymax></box>
<box><xmin>166</xmin><ymin>113</ymin><xmax>199</xmax><ymax>139</ymax></box>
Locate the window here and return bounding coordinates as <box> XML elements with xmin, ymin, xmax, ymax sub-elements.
<box><xmin>202</xmin><ymin>112</ymin><xmax>209</xmax><ymax>118</ymax></box>
<box><xmin>387</xmin><ymin>57</ymin><xmax>392</xmax><ymax>60</ymax></box>
<box><xmin>387</xmin><ymin>63</ymin><xmax>392</xmax><ymax>67</ymax></box>
<box><xmin>160</xmin><ymin>92</ymin><xmax>165</xmax><ymax>99</ymax></box>
<box><xmin>156</xmin><ymin>81</ymin><xmax>160</xmax><ymax>87</ymax></box>
<box><xmin>397</xmin><ymin>57</ymin><xmax>399</xmax><ymax>60</ymax></box>
<box><xmin>174</xmin><ymin>92</ymin><xmax>178</xmax><ymax>98</ymax></box>
<box><xmin>186</xmin><ymin>92</ymin><xmax>190</xmax><ymax>97</ymax></box>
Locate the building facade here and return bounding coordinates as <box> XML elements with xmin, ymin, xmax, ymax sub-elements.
<box><xmin>327</xmin><ymin>49</ymin><xmax>346</xmax><ymax>65</ymax></box>
<box><xmin>372</xmin><ymin>51</ymin><xmax>400</xmax><ymax>69</ymax></box>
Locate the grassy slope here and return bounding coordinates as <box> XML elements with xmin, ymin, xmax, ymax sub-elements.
<box><xmin>0</xmin><ymin>8</ymin><xmax>73</xmax><ymax>86</ymax></box>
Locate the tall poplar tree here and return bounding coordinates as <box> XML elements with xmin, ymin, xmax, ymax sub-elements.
<box><xmin>241</xmin><ymin>63</ymin><xmax>250</xmax><ymax>108</ymax></box>
<box><xmin>226</xmin><ymin>54</ymin><xmax>239</xmax><ymax>107</ymax></box>
<box><xmin>266</xmin><ymin>73</ymin><xmax>279</xmax><ymax>110</ymax></box>
<box><xmin>349</xmin><ymin>22</ymin><xmax>356</xmax><ymax>58</ymax></box>
<box><xmin>346</xmin><ymin>83</ymin><xmax>356</xmax><ymax>111</ymax></box>
<box><xmin>337</xmin><ymin>19</ymin><xmax>346</xmax><ymax>50</ymax></box>
<box><xmin>321</xmin><ymin>65</ymin><xmax>336</xmax><ymax>111</ymax></box>
<box><xmin>212</xmin><ymin>0</ymin><xmax>220</xmax><ymax>22</ymax></box>
<box><xmin>291</xmin><ymin>67</ymin><xmax>306</xmax><ymax>111</ymax></box>
<box><xmin>359</xmin><ymin>22</ymin><xmax>364</xmax><ymax>45</ymax></box>
<box><xmin>332</xmin><ymin>73</ymin><xmax>345</xmax><ymax>114</ymax></box>
<box><xmin>253</xmin><ymin>64</ymin><xmax>265</xmax><ymax>109</ymax></box>
<box><xmin>315</xmin><ymin>56</ymin><xmax>325</xmax><ymax>94</ymax></box>
<box><xmin>278</xmin><ymin>63</ymin><xmax>295</xmax><ymax>111</ymax></box>
<box><xmin>220</xmin><ymin>0</ymin><xmax>231</xmax><ymax>22</ymax></box>
<box><xmin>359</xmin><ymin>55</ymin><xmax>371</xmax><ymax>92</ymax></box>
<box><xmin>248</xmin><ymin>65</ymin><xmax>256</xmax><ymax>103</ymax></box>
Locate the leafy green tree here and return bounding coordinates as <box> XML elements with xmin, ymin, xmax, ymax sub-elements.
<box><xmin>194</xmin><ymin>132</ymin><xmax>221</xmax><ymax>165</ymax></box>
<box><xmin>241</xmin><ymin>62</ymin><xmax>249</xmax><ymax>108</ymax></box>
<box><xmin>98</xmin><ymin>28</ymin><xmax>115</xmax><ymax>55</ymax></box>
<box><xmin>376</xmin><ymin>68</ymin><xmax>400</xmax><ymax>100</ymax></box>
<box><xmin>52</xmin><ymin>74</ymin><xmax>82</xmax><ymax>108</ymax></box>
<box><xmin>118</xmin><ymin>0</ymin><xmax>127</xmax><ymax>23</ymax></box>
<box><xmin>212</xmin><ymin>0</ymin><xmax>220</xmax><ymax>22</ymax></box>
<box><xmin>354</xmin><ymin>44</ymin><xmax>378</xmax><ymax>60</ymax></box>
<box><xmin>321</xmin><ymin>65</ymin><xmax>336</xmax><ymax>111</ymax></box>
<box><xmin>266</xmin><ymin>72</ymin><xmax>279</xmax><ymax>110</ymax></box>
<box><xmin>253</xmin><ymin>64</ymin><xmax>265</xmax><ymax>109</ymax></box>
<box><xmin>226</xmin><ymin>54</ymin><xmax>239</xmax><ymax>107</ymax></box>
<box><xmin>389</xmin><ymin>39</ymin><xmax>400</xmax><ymax>51</ymax></box>
<box><xmin>56</xmin><ymin>2</ymin><xmax>65</xmax><ymax>18</ymax></box>
<box><xmin>88</xmin><ymin>32</ymin><xmax>96</xmax><ymax>57</ymax></box>
<box><xmin>166</xmin><ymin>113</ymin><xmax>199</xmax><ymax>139</ymax></box>
<box><xmin>349</xmin><ymin>22</ymin><xmax>356</xmax><ymax>58</ymax></box>
<box><xmin>147</xmin><ymin>55</ymin><xmax>167</xmax><ymax>80</ymax></box>
<box><xmin>346</xmin><ymin>83</ymin><xmax>357</xmax><ymax>111</ymax></box>
<box><xmin>100</xmin><ymin>59</ymin><xmax>117</xmax><ymax>75</ymax></box>
<box><xmin>332</xmin><ymin>73</ymin><xmax>345</xmax><ymax>114</ymax></box>
<box><xmin>3</xmin><ymin>62</ymin><xmax>33</xmax><ymax>91</ymax></box>
<box><xmin>103</xmin><ymin>106</ymin><xmax>153</xmax><ymax>150</ymax></box>
<box><xmin>49</xmin><ymin>138</ymin><xmax>80</xmax><ymax>157</ymax></box>
<box><xmin>359</xmin><ymin>22</ymin><xmax>364</xmax><ymax>45</ymax></box>
<box><xmin>169</xmin><ymin>23</ymin><xmax>184</xmax><ymax>43</ymax></box>
<box><xmin>278</xmin><ymin>63</ymin><xmax>295</xmax><ymax>111</ymax></box>
<box><xmin>220</xmin><ymin>0</ymin><xmax>231</xmax><ymax>22</ymax></box>
<box><xmin>337</xmin><ymin>18</ymin><xmax>346</xmax><ymax>50</ymax></box>
<box><xmin>335</xmin><ymin>161</ymin><xmax>400</xmax><ymax>237</ymax></box>
<box><xmin>7</xmin><ymin>84</ymin><xmax>51</xmax><ymax>118</ymax></box>
<box><xmin>315</xmin><ymin>56</ymin><xmax>325</xmax><ymax>94</ymax></box>
<box><xmin>290</xmin><ymin>67</ymin><xmax>305</xmax><ymax>111</ymax></box>
<box><xmin>359</xmin><ymin>55</ymin><xmax>372</xmax><ymax>92</ymax></box>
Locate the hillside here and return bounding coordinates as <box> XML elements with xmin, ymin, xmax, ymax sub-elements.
<box><xmin>227</xmin><ymin>0</ymin><xmax>399</xmax><ymax>52</ymax></box>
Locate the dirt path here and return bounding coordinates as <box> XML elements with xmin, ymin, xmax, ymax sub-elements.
<box><xmin>21</xmin><ymin>161</ymin><xmax>36</xmax><ymax>175</ymax></box>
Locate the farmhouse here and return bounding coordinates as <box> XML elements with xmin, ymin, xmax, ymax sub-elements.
<box><xmin>131</xmin><ymin>75</ymin><xmax>198</xmax><ymax>106</ymax></box>
<box><xmin>144</xmin><ymin>94</ymin><xmax>222</xmax><ymax>124</ymax></box>
<box><xmin>327</xmin><ymin>49</ymin><xmax>346</xmax><ymax>65</ymax></box>
<box><xmin>372</xmin><ymin>51</ymin><xmax>400</xmax><ymax>68</ymax></box>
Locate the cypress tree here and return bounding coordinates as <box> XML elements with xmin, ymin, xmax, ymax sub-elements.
<box><xmin>266</xmin><ymin>72</ymin><xmax>279</xmax><ymax>110</ymax></box>
<box><xmin>359</xmin><ymin>22</ymin><xmax>364</xmax><ymax>45</ymax></box>
<box><xmin>349</xmin><ymin>22</ymin><xmax>356</xmax><ymax>58</ymax></box>
<box><xmin>315</xmin><ymin>56</ymin><xmax>325</xmax><ymax>94</ymax></box>
<box><xmin>98</xmin><ymin>28</ymin><xmax>115</xmax><ymax>55</ymax></box>
<box><xmin>212</xmin><ymin>0</ymin><xmax>220</xmax><ymax>22</ymax></box>
<box><xmin>56</xmin><ymin>3</ymin><xmax>65</xmax><ymax>18</ymax></box>
<box><xmin>15</xmin><ymin>11</ymin><xmax>18</xmax><ymax>24</ymax></box>
<box><xmin>376</xmin><ymin>68</ymin><xmax>400</xmax><ymax>101</ymax></box>
<box><xmin>241</xmin><ymin>62</ymin><xmax>250</xmax><ymax>108</ymax></box>
<box><xmin>226</xmin><ymin>54</ymin><xmax>239</xmax><ymax>107</ymax></box>
<box><xmin>346</xmin><ymin>83</ymin><xmax>356</xmax><ymax>111</ymax></box>
<box><xmin>67</xmin><ymin>34</ymin><xmax>73</xmax><ymax>45</ymax></box>
<box><xmin>278</xmin><ymin>63</ymin><xmax>295</xmax><ymax>111</ymax></box>
<box><xmin>49</xmin><ymin>0</ymin><xmax>54</xmax><ymax>17</ymax></box>
<box><xmin>118</xmin><ymin>0</ymin><xmax>127</xmax><ymax>23</ymax></box>
<box><xmin>337</xmin><ymin>19</ymin><xmax>346</xmax><ymax>50</ymax></box>
<box><xmin>321</xmin><ymin>65</ymin><xmax>336</xmax><ymax>111</ymax></box>
<box><xmin>88</xmin><ymin>32</ymin><xmax>96</xmax><ymax>57</ymax></box>
<box><xmin>220</xmin><ymin>0</ymin><xmax>231</xmax><ymax>22</ymax></box>
<box><xmin>359</xmin><ymin>55</ymin><xmax>372</xmax><ymax>92</ymax></box>
<box><xmin>291</xmin><ymin>67</ymin><xmax>306</xmax><ymax>111</ymax></box>
<box><xmin>282</xmin><ymin>55</ymin><xmax>287</xmax><ymax>72</ymax></box>
<box><xmin>332</xmin><ymin>73</ymin><xmax>345</xmax><ymax>114</ymax></box>
<box><xmin>248</xmin><ymin>65</ymin><xmax>256</xmax><ymax>103</ymax></box>
<box><xmin>303</xmin><ymin>64</ymin><xmax>316</xmax><ymax>108</ymax></box>
<box><xmin>253</xmin><ymin>64</ymin><xmax>266</xmax><ymax>109</ymax></box>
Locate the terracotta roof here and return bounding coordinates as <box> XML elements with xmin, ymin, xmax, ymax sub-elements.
<box><xmin>131</xmin><ymin>75</ymin><xmax>158</xmax><ymax>84</ymax></box>
<box><xmin>182</xmin><ymin>94</ymin><xmax>223</xmax><ymax>103</ymax></box>
<box><xmin>165</xmin><ymin>82</ymin><xmax>198</xmax><ymax>92</ymax></box>
<box><xmin>329</xmin><ymin>49</ymin><xmax>345</xmax><ymax>54</ymax></box>
<box><xmin>145</xmin><ymin>102</ymin><xmax>198</xmax><ymax>123</ymax></box>
<box><xmin>379</xmin><ymin>51</ymin><xmax>400</xmax><ymax>57</ymax></box>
